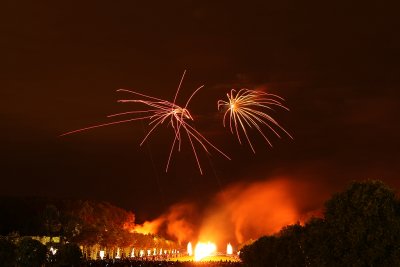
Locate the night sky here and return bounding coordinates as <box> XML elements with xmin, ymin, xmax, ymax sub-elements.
<box><xmin>2</xmin><ymin>1</ymin><xmax>400</xmax><ymax>222</ymax></box>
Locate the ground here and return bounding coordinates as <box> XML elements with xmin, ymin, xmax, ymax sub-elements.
<box><xmin>167</xmin><ymin>255</ymin><xmax>240</xmax><ymax>262</ymax></box>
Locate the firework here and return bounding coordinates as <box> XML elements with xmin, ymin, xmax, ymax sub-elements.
<box><xmin>217</xmin><ymin>88</ymin><xmax>292</xmax><ymax>153</ymax></box>
<box><xmin>61</xmin><ymin>71</ymin><xmax>230</xmax><ymax>174</ymax></box>
<box><xmin>194</xmin><ymin>242</ymin><xmax>217</xmax><ymax>261</ymax></box>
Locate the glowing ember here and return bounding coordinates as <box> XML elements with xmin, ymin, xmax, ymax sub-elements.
<box><xmin>227</xmin><ymin>243</ymin><xmax>233</xmax><ymax>255</ymax></box>
<box><xmin>187</xmin><ymin>242</ymin><xmax>193</xmax><ymax>256</ymax></box>
<box><xmin>218</xmin><ymin>88</ymin><xmax>292</xmax><ymax>153</ymax></box>
<box><xmin>194</xmin><ymin>242</ymin><xmax>217</xmax><ymax>261</ymax></box>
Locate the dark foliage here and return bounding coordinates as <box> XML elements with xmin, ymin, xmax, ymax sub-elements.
<box><xmin>0</xmin><ymin>197</ymin><xmax>179</xmax><ymax>258</ymax></box>
<box><xmin>240</xmin><ymin>180</ymin><xmax>400</xmax><ymax>267</ymax></box>
<box><xmin>55</xmin><ymin>242</ymin><xmax>83</xmax><ymax>266</ymax></box>
<box><xmin>322</xmin><ymin>180</ymin><xmax>400</xmax><ymax>266</ymax></box>
<box><xmin>16</xmin><ymin>237</ymin><xmax>47</xmax><ymax>267</ymax></box>
<box><xmin>240</xmin><ymin>225</ymin><xmax>306</xmax><ymax>267</ymax></box>
<box><xmin>0</xmin><ymin>237</ymin><xmax>16</xmax><ymax>267</ymax></box>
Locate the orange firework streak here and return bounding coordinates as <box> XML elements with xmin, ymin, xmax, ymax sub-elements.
<box><xmin>217</xmin><ymin>89</ymin><xmax>293</xmax><ymax>153</ymax></box>
<box><xmin>61</xmin><ymin>71</ymin><xmax>230</xmax><ymax>174</ymax></box>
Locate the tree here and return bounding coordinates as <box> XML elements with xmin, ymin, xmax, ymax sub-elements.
<box><xmin>276</xmin><ymin>224</ymin><xmax>306</xmax><ymax>266</ymax></box>
<box><xmin>43</xmin><ymin>204</ymin><xmax>60</xmax><ymax>243</ymax></box>
<box><xmin>59</xmin><ymin>212</ymin><xmax>81</xmax><ymax>244</ymax></box>
<box><xmin>0</xmin><ymin>237</ymin><xmax>16</xmax><ymax>267</ymax></box>
<box><xmin>322</xmin><ymin>180</ymin><xmax>400</xmax><ymax>266</ymax></box>
<box><xmin>240</xmin><ymin>180</ymin><xmax>400</xmax><ymax>267</ymax></box>
<box><xmin>16</xmin><ymin>237</ymin><xmax>47</xmax><ymax>267</ymax></box>
<box><xmin>55</xmin><ymin>243</ymin><xmax>83</xmax><ymax>267</ymax></box>
<box><xmin>240</xmin><ymin>224</ymin><xmax>306</xmax><ymax>267</ymax></box>
<box><xmin>240</xmin><ymin>235</ymin><xmax>278</xmax><ymax>267</ymax></box>
<box><xmin>302</xmin><ymin>217</ymin><xmax>330</xmax><ymax>266</ymax></box>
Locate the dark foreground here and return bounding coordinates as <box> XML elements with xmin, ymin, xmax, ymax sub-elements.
<box><xmin>82</xmin><ymin>260</ymin><xmax>242</xmax><ymax>267</ymax></box>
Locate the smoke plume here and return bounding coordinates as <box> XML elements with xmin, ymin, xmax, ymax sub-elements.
<box><xmin>133</xmin><ymin>177</ymin><xmax>324</xmax><ymax>246</ymax></box>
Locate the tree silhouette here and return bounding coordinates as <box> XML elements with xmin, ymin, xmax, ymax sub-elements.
<box><xmin>241</xmin><ymin>180</ymin><xmax>400</xmax><ymax>267</ymax></box>
<box><xmin>55</xmin><ymin>243</ymin><xmax>83</xmax><ymax>267</ymax></box>
<box><xmin>0</xmin><ymin>237</ymin><xmax>16</xmax><ymax>267</ymax></box>
<box><xmin>16</xmin><ymin>237</ymin><xmax>47</xmax><ymax>267</ymax></box>
<box><xmin>322</xmin><ymin>180</ymin><xmax>400</xmax><ymax>266</ymax></box>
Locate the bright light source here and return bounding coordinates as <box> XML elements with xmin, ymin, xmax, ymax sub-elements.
<box><xmin>99</xmin><ymin>250</ymin><xmax>105</xmax><ymax>260</ymax></box>
<box><xmin>49</xmin><ymin>247</ymin><xmax>57</xmax><ymax>255</ymax></box>
<box><xmin>187</xmin><ymin>242</ymin><xmax>193</xmax><ymax>256</ymax></box>
<box><xmin>115</xmin><ymin>248</ymin><xmax>121</xmax><ymax>259</ymax></box>
<box><xmin>194</xmin><ymin>242</ymin><xmax>217</xmax><ymax>261</ymax></box>
<box><xmin>227</xmin><ymin>243</ymin><xmax>233</xmax><ymax>255</ymax></box>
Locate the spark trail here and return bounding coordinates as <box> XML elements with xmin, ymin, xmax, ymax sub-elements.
<box><xmin>61</xmin><ymin>71</ymin><xmax>230</xmax><ymax>174</ymax></box>
<box><xmin>217</xmin><ymin>88</ymin><xmax>292</xmax><ymax>153</ymax></box>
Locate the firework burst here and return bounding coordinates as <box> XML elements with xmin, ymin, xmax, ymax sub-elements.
<box><xmin>61</xmin><ymin>71</ymin><xmax>230</xmax><ymax>174</ymax></box>
<box><xmin>217</xmin><ymin>88</ymin><xmax>292</xmax><ymax>153</ymax></box>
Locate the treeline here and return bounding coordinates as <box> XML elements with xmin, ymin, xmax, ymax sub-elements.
<box><xmin>239</xmin><ymin>180</ymin><xmax>400</xmax><ymax>267</ymax></box>
<box><xmin>0</xmin><ymin>197</ymin><xmax>177</xmax><ymax>250</ymax></box>
<box><xmin>0</xmin><ymin>237</ymin><xmax>82</xmax><ymax>266</ymax></box>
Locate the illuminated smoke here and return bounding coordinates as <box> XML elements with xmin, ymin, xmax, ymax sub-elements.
<box><xmin>133</xmin><ymin>178</ymin><xmax>323</xmax><ymax>246</ymax></box>
<box><xmin>164</xmin><ymin>203</ymin><xmax>197</xmax><ymax>242</ymax></box>
<box><xmin>131</xmin><ymin>217</ymin><xmax>164</xmax><ymax>234</ymax></box>
<box><xmin>198</xmin><ymin>179</ymin><xmax>299</xmax><ymax>244</ymax></box>
<box><xmin>131</xmin><ymin>203</ymin><xmax>197</xmax><ymax>243</ymax></box>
